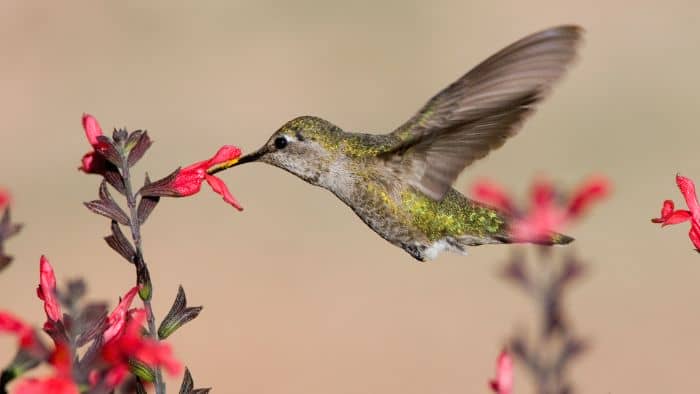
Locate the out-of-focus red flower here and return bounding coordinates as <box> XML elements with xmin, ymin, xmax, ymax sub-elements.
<box><xmin>37</xmin><ymin>256</ymin><xmax>62</xmax><ymax>323</ymax></box>
<box><xmin>79</xmin><ymin>114</ymin><xmax>109</xmax><ymax>174</ymax></box>
<box><xmin>489</xmin><ymin>349</ymin><xmax>513</xmax><ymax>394</ymax></box>
<box><xmin>0</xmin><ymin>189</ymin><xmax>10</xmax><ymax>211</ymax></box>
<box><xmin>0</xmin><ymin>311</ymin><xmax>35</xmax><ymax>349</ymax></box>
<box><xmin>471</xmin><ymin>176</ymin><xmax>610</xmax><ymax>243</ymax></box>
<box><xmin>652</xmin><ymin>174</ymin><xmax>700</xmax><ymax>251</ymax></box>
<box><xmin>102</xmin><ymin>286</ymin><xmax>139</xmax><ymax>343</ymax></box>
<box><xmin>166</xmin><ymin>146</ymin><xmax>243</xmax><ymax>210</ymax></box>
<box><xmin>14</xmin><ymin>375</ymin><xmax>79</xmax><ymax>394</ymax></box>
<box><xmin>101</xmin><ymin>309</ymin><xmax>181</xmax><ymax>388</ymax></box>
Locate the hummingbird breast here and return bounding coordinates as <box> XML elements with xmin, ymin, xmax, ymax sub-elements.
<box><xmin>324</xmin><ymin>160</ymin><xmax>509</xmax><ymax>260</ymax></box>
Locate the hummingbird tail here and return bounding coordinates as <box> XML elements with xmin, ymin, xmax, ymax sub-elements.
<box><xmin>494</xmin><ymin>232</ymin><xmax>575</xmax><ymax>246</ymax></box>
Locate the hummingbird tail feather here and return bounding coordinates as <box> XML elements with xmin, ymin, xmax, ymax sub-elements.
<box><xmin>491</xmin><ymin>232</ymin><xmax>575</xmax><ymax>246</ymax></box>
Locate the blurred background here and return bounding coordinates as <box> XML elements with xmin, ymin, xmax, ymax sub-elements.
<box><xmin>1</xmin><ymin>0</ymin><xmax>700</xmax><ymax>392</ymax></box>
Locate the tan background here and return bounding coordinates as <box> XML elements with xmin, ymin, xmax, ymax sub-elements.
<box><xmin>2</xmin><ymin>1</ymin><xmax>700</xmax><ymax>393</ymax></box>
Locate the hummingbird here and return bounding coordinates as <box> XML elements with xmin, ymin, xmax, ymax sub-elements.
<box><xmin>218</xmin><ymin>25</ymin><xmax>582</xmax><ymax>261</ymax></box>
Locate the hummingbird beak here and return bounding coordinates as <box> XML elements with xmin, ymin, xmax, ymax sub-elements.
<box><xmin>207</xmin><ymin>146</ymin><xmax>268</xmax><ymax>175</ymax></box>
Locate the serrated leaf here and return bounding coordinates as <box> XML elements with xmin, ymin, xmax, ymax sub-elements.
<box><xmin>104</xmin><ymin>220</ymin><xmax>135</xmax><ymax>264</ymax></box>
<box><xmin>159</xmin><ymin>286</ymin><xmax>202</xmax><ymax>339</ymax></box>
<box><xmin>127</xmin><ymin>131</ymin><xmax>153</xmax><ymax>167</ymax></box>
<box><xmin>138</xmin><ymin>168</ymin><xmax>181</xmax><ymax>197</ymax></box>
<box><xmin>95</xmin><ymin>135</ymin><xmax>122</xmax><ymax>167</ymax></box>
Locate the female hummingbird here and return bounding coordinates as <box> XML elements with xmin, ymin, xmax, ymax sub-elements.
<box><xmin>218</xmin><ymin>25</ymin><xmax>582</xmax><ymax>261</ymax></box>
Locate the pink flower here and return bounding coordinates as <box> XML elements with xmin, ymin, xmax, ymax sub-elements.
<box><xmin>102</xmin><ymin>286</ymin><xmax>139</xmax><ymax>343</ymax></box>
<box><xmin>0</xmin><ymin>311</ymin><xmax>35</xmax><ymax>349</ymax></box>
<box><xmin>37</xmin><ymin>256</ymin><xmax>62</xmax><ymax>323</ymax></box>
<box><xmin>652</xmin><ymin>174</ymin><xmax>700</xmax><ymax>250</ymax></box>
<box><xmin>143</xmin><ymin>145</ymin><xmax>243</xmax><ymax>210</ymax></box>
<box><xmin>79</xmin><ymin>114</ymin><xmax>109</xmax><ymax>174</ymax></box>
<box><xmin>0</xmin><ymin>189</ymin><xmax>10</xmax><ymax>211</ymax></box>
<box><xmin>101</xmin><ymin>309</ymin><xmax>181</xmax><ymax>387</ymax></box>
<box><xmin>472</xmin><ymin>176</ymin><xmax>610</xmax><ymax>243</ymax></box>
<box><xmin>489</xmin><ymin>350</ymin><xmax>513</xmax><ymax>394</ymax></box>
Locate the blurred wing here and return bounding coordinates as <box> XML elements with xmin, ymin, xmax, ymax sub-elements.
<box><xmin>384</xmin><ymin>25</ymin><xmax>583</xmax><ymax>200</ymax></box>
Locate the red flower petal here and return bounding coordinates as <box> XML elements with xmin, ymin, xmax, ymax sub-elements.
<box><xmin>676</xmin><ymin>174</ymin><xmax>700</xmax><ymax>221</ymax></box>
<box><xmin>532</xmin><ymin>179</ymin><xmax>555</xmax><ymax>209</ymax></box>
<box><xmin>205</xmin><ymin>174</ymin><xmax>243</xmax><ymax>211</ymax></box>
<box><xmin>14</xmin><ymin>375</ymin><xmax>79</xmax><ymax>394</ymax></box>
<box><xmin>652</xmin><ymin>200</ymin><xmax>676</xmax><ymax>223</ymax></box>
<box><xmin>690</xmin><ymin>222</ymin><xmax>700</xmax><ymax>251</ymax></box>
<box><xmin>37</xmin><ymin>256</ymin><xmax>62</xmax><ymax>323</ymax></box>
<box><xmin>0</xmin><ymin>189</ymin><xmax>10</xmax><ymax>210</ymax></box>
<box><xmin>568</xmin><ymin>176</ymin><xmax>610</xmax><ymax>218</ymax></box>
<box><xmin>103</xmin><ymin>286</ymin><xmax>139</xmax><ymax>343</ymax></box>
<box><xmin>206</xmin><ymin>145</ymin><xmax>242</xmax><ymax>168</ymax></box>
<box><xmin>0</xmin><ymin>311</ymin><xmax>35</xmax><ymax>349</ymax></box>
<box><xmin>82</xmin><ymin>114</ymin><xmax>103</xmax><ymax>146</ymax></box>
<box><xmin>660</xmin><ymin>210</ymin><xmax>692</xmax><ymax>226</ymax></box>
<box><xmin>471</xmin><ymin>180</ymin><xmax>515</xmax><ymax>214</ymax></box>
<box><xmin>489</xmin><ymin>350</ymin><xmax>513</xmax><ymax>394</ymax></box>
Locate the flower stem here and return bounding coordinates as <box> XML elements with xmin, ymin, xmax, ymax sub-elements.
<box><xmin>121</xmin><ymin>159</ymin><xmax>165</xmax><ymax>394</ymax></box>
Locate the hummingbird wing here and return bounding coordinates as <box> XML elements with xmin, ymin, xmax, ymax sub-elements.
<box><xmin>383</xmin><ymin>25</ymin><xmax>582</xmax><ymax>201</ymax></box>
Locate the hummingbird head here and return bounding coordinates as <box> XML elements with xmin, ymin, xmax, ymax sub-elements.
<box><xmin>223</xmin><ymin>116</ymin><xmax>345</xmax><ymax>186</ymax></box>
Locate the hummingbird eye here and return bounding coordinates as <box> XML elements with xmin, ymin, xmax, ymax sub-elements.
<box><xmin>274</xmin><ymin>136</ymin><xmax>288</xmax><ymax>150</ymax></box>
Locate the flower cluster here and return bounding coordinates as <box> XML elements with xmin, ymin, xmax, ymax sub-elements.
<box><xmin>79</xmin><ymin>114</ymin><xmax>244</xmax><ymax>211</ymax></box>
<box><xmin>652</xmin><ymin>174</ymin><xmax>700</xmax><ymax>251</ymax></box>
<box><xmin>1</xmin><ymin>257</ymin><xmax>179</xmax><ymax>393</ymax></box>
<box><xmin>0</xmin><ymin>114</ymin><xmax>222</xmax><ymax>393</ymax></box>
<box><xmin>471</xmin><ymin>176</ymin><xmax>609</xmax><ymax>243</ymax></box>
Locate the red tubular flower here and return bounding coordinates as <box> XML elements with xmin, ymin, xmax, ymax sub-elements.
<box><xmin>652</xmin><ymin>174</ymin><xmax>700</xmax><ymax>250</ymax></box>
<box><xmin>37</xmin><ymin>256</ymin><xmax>62</xmax><ymax>323</ymax></box>
<box><xmin>101</xmin><ymin>309</ymin><xmax>181</xmax><ymax>388</ymax></box>
<box><xmin>0</xmin><ymin>311</ymin><xmax>35</xmax><ymax>349</ymax></box>
<box><xmin>14</xmin><ymin>376</ymin><xmax>79</xmax><ymax>394</ymax></box>
<box><xmin>147</xmin><ymin>145</ymin><xmax>243</xmax><ymax>210</ymax></box>
<box><xmin>79</xmin><ymin>114</ymin><xmax>109</xmax><ymax>174</ymax></box>
<box><xmin>102</xmin><ymin>286</ymin><xmax>139</xmax><ymax>343</ymax></box>
<box><xmin>471</xmin><ymin>176</ymin><xmax>610</xmax><ymax>243</ymax></box>
<box><xmin>0</xmin><ymin>189</ymin><xmax>10</xmax><ymax>211</ymax></box>
<box><xmin>472</xmin><ymin>180</ymin><xmax>515</xmax><ymax>214</ymax></box>
<box><xmin>489</xmin><ymin>349</ymin><xmax>513</xmax><ymax>394</ymax></box>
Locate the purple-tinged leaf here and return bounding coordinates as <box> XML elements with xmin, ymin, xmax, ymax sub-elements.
<box><xmin>85</xmin><ymin>200</ymin><xmax>130</xmax><ymax>225</ymax></box>
<box><xmin>112</xmin><ymin>128</ymin><xmax>128</xmax><ymax>144</ymax></box>
<box><xmin>159</xmin><ymin>285</ymin><xmax>203</xmax><ymax>339</ymax></box>
<box><xmin>180</xmin><ymin>368</ymin><xmax>211</xmax><ymax>394</ymax></box>
<box><xmin>138</xmin><ymin>168</ymin><xmax>181</xmax><ymax>197</ymax></box>
<box><xmin>103</xmin><ymin>164</ymin><xmax>126</xmax><ymax>195</ymax></box>
<box><xmin>85</xmin><ymin>183</ymin><xmax>130</xmax><ymax>225</ymax></box>
<box><xmin>104</xmin><ymin>220</ymin><xmax>135</xmax><ymax>264</ymax></box>
<box><xmin>127</xmin><ymin>130</ymin><xmax>153</xmax><ymax>167</ymax></box>
<box><xmin>137</xmin><ymin>174</ymin><xmax>160</xmax><ymax>225</ymax></box>
<box><xmin>95</xmin><ymin>135</ymin><xmax>122</xmax><ymax>167</ymax></box>
<box><xmin>75</xmin><ymin>302</ymin><xmax>108</xmax><ymax>347</ymax></box>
